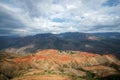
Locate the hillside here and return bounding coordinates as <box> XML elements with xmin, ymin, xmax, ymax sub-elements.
<box><xmin>0</xmin><ymin>49</ymin><xmax>120</xmax><ymax>80</ymax></box>
<box><xmin>0</xmin><ymin>32</ymin><xmax>120</xmax><ymax>54</ymax></box>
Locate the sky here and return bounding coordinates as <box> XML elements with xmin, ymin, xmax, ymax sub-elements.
<box><xmin>0</xmin><ymin>0</ymin><xmax>120</xmax><ymax>36</ymax></box>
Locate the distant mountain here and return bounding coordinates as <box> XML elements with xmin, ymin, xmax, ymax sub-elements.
<box><xmin>0</xmin><ymin>32</ymin><xmax>120</xmax><ymax>54</ymax></box>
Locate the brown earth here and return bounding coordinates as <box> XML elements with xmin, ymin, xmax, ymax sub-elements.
<box><xmin>0</xmin><ymin>49</ymin><xmax>120</xmax><ymax>80</ymax></box>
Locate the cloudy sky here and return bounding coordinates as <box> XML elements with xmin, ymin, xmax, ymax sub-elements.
<box><xmin>0</xmin><ymin>0</ymin><xmax>120</xmax><ymax>36</ymax></box>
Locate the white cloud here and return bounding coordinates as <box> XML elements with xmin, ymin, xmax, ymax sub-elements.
<box><xmin>66</xmin><ymin>4</ymin><xmax>77</xmax><ymax>10</ymax></box>
<box><xmin>0</xmin><ymin>0</ymin><xmax>120</xmax><ymax>36</ymax></box>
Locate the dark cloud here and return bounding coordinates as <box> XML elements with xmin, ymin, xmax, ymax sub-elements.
<box><xmin>88</xmin><ymin>24</ymin><xmax>120</xmax><ymax>32</ymax></box>
<box><xmin>0</xmin><ymin>29</ymin><xmax>16</xmax><ymax>36</ymax></box>
<box><xmin>0</xmin><ymin>6</ymin><xmax>26</xmax><ymax>36</ymax></box>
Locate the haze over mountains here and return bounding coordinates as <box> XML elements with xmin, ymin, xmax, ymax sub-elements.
<box><xmin>0</xmin><ymin>32</ymin><xmax>120</xmax><ymax>54</ymax></box>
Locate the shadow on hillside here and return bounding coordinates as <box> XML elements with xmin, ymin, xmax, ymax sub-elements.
<box><xmin>99</xmin><ymin>74</ymin><xmax>120</xmax><ymax>80</ymax></box>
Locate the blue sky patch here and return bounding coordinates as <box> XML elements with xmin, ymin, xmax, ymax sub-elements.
<box><xmin>52</xmin><ymin>18</ymin><xmax>66</xmax><ymax>23</ymax></box>
<box><xmin>103</xmin><ymin>0</ymin><xmax>120</xmax><ymax>7</ymax></box>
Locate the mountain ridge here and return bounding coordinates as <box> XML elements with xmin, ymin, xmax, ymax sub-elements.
<box><xmin>0</xmin><ymin>32</ymin><xmax>120</xmax><ymax>54</ymax></box>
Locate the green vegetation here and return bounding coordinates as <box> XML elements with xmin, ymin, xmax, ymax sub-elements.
<box><xmin>58</xmin><ymin>50</ymin><xmax>75</xmax><ymax>54</ymax></box>
<box><xmin>99</xmin><ymin>74</ymin><xmax>120</xmax><ymax>80</ymax></box>
<box><xmin>83</xmin><ymin>71</ymin><xmax>95</xmax><ymax>80</ymax></box>
<box><xmin>109</xmin><ymin>63</ymin><xmax>120</xmax><ymax>72</ymax></box>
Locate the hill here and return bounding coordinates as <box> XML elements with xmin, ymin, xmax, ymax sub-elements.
<box><xmin>0</xmin><ymin>49</ymin><xmax>120</xmax><ymax>80</ymax></box>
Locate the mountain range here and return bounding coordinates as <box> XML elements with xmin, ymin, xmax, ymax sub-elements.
<box><xmin>0</xmin><ymin>32</ymin><xmax>120</xmax><ymax>54</ymax></box>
